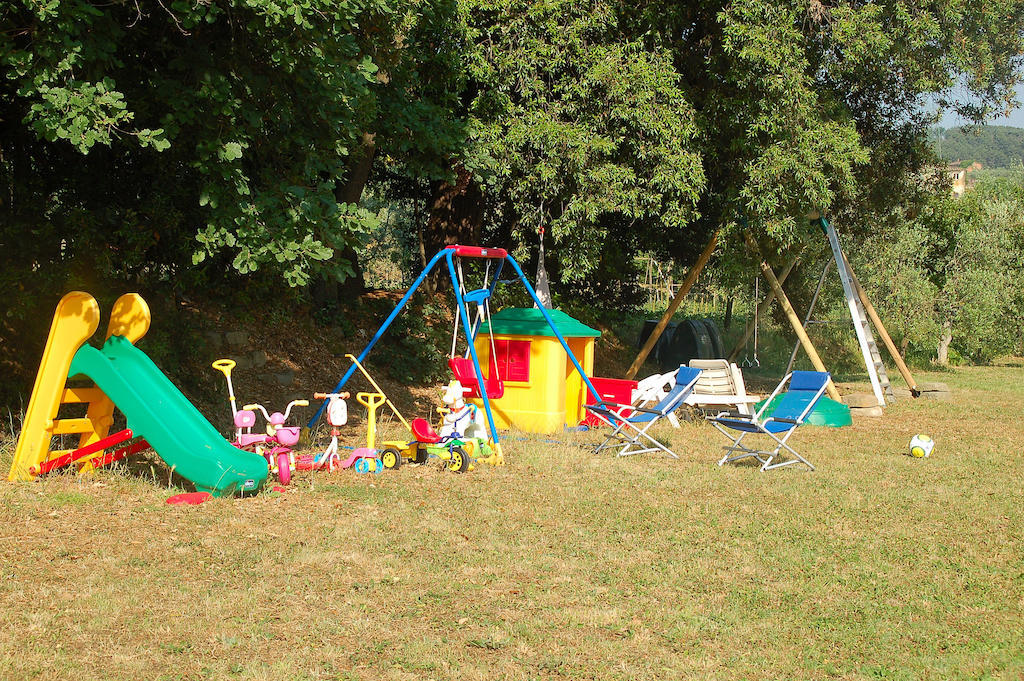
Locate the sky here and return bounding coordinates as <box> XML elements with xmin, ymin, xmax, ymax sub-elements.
<box><xmin>938</xmin><ymin>91</ymin><xmax>1024</xmax><ymax>128</ymax></box>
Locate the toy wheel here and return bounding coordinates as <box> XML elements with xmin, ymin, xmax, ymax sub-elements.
<box><xmin>447</xmin><ymin>447</ymin><xmax>470</xmax><ymax>473</ymax></box>
<box><xmin>355</xmin><ymin>457</ymin><xmax>370</xmax><ymax>474</ymax></box>
<box><xmin>373</xmin><ymin>458</ymin><xmax>384</xmax><ymax>474</ymax></box>
<box><xmin>277</xmin><ymin>453</ymin><xmax>291</xmax><ymax>485</ymax></box>
<box><xmin>380</xmin><ymin>447</ymin><xmax>402</xmax><ymax>470</ymax></box>
<box><xmin>413</xmin><ymin>445</ymin><xmax>429</xmax><ymax>464</ymax></box>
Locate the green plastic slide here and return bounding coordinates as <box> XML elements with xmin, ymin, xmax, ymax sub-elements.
<box><xmin>68</xmin><ymin>335</ymin><xmax>268</xmax><ymax>496</ymax></box>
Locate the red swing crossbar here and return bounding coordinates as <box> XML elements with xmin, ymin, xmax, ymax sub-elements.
<box><xmin>30</xmin><ymin>429</ymin><xmax>149</xmax><ymax>475</ymax></box>
<box><xmin>446</xmin><ymin>245</ymin><xmax>508</xmax><ymax>259</ymax></box>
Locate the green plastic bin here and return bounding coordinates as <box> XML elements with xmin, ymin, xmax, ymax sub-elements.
<box><xmin>754</xmin><ymin>395</ymin><xmax>852</xmax><ymax>428</ymax></box>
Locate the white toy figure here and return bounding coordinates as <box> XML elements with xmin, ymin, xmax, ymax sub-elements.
<box><xmin>438</xmin><ymin>380</ymin><xmax>487</xmax><ymax>440</ymax></box>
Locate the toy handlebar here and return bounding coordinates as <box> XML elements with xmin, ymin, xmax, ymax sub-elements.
<box><xmin>211</xmin><ymin>359</ymin><xmax>236</xmax><ymax>375</ymax></box>
<box><xmin>314</xmin><ymin>392</ymin><xmax>350</xmax><ymax>399</ymax></box>
<box><xmin>283</xmin><ymin>399</ymin><xmax>308</xmax><ymax>421</ymax></box>
<box><xmin>243</xmin><ymin>403</ymin><xmax>271</xmax><ymax>421</ymax></box>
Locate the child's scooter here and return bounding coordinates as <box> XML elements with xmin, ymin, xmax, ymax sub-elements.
<box><xmin>307</xmin><ymin>391</ymin><xmax>349</xmax><ymax>471</ymax></box>
<box><xmin>300</xmin><ymin>391</ymin><xmax>382</xmax><ymax>473</ymax></box>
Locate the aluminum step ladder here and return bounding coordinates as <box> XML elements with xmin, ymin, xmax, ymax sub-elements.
<box><xmin>822</xmin><ymin>218</ymin><xmax>892</xmax><ymax>406</ymax></box>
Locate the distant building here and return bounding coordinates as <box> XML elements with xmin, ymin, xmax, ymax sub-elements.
<box><xmin>947</xmin><ymin>161</ymin><xmax>983</xmax><ymax>196</ymax></box>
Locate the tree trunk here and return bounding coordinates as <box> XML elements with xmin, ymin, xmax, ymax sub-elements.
<box><xmin>422</xmin><ymin>162</ymin><xmax>484</xmax><ymax>291</ymax></box>
<box><xmin>723</xmin><ymin>297</ymin><xmax>734</xmax><ymax>330</ymax></box>
<box><xmin>312</xmin><ymin>132</ymin><xmax>376</xmax><ymax>308</ymax></box>
<box><xmin>936</xmin><ymin>318</ymin><xmax>953</xmax><ymax>365</ymax></box>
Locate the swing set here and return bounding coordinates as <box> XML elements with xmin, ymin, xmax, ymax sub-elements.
<box><xmin>308</xmin><ymin>245</ymin><xmax>603</xmax><ymax>464</ymax></box>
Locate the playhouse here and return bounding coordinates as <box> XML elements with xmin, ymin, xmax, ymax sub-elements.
<box><xmin>469</xmin><ymin>307</ymin><xmax>600</xmax><ymax>433</ymax></box>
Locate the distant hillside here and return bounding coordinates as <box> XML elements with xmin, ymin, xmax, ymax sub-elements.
<box><xmin>931</xmin><ymin>125</ymin><xmax>1024</xmax><ymax>169</ymax></box>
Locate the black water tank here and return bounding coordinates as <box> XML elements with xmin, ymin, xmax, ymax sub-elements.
<box><xmin>637</xmin><ymin>320</ymin><xmax>678</xmax><ymax>368</ymax></box>
<box><xmin>700</xmin><ymin>319</ymin><xmax>726</xmax><ymax>359</ymax></box>
<box><xmin>636</xmin><ymin>318</ymin><xmax>725</xmax><ymax>372</ymax></box>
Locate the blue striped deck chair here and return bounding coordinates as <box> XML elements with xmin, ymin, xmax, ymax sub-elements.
<box><xmin>709</xmin><ymin>370</ymin><xmax>830</xmax><ymax>471</ymax></box>
<box><xmin>584</xmin><ymin>366</ymin><xmax>701</xmax><ymax>458</ymax></box>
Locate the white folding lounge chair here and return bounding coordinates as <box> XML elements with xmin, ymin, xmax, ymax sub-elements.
<box><xmin>585</xmin><ymin>366</ymin><xmax>701</xmax><ymax>458</ymax></box>
<box><xmin>632</xmin><ymin>367</ymin><xmax>681</xmax><ymax>427</ymax></box>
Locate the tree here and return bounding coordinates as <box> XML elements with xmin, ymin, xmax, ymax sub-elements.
<box><xmin>925</xmin><ymin>182</ymin><xmax>1024</xmax><ymax>364</ymax></box>
<box><xmin>452</xmin><ymin>0</ymin><xmax>707</xmax><ymax>297</ymax></box>
<box><xmin>0</xmin><ymin>0</ymin><xmax>464</xmax><ymax>302</ymax></box>
<box><xmin>855</xmin><ymin>176</ymin><xmax>1024</xmax><ymax>365</ymax></box>
<box><xmin>443</xmin><ymin>0</ymin><xmax>1024</xmax><ymax>301</ymax></box>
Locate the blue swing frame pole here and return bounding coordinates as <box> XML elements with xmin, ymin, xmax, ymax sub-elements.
<box><xmin>307</xmin><ymin>248</ymin><xmax>451</xmax><ymax>428</ymax></box>
<box><xmin>309</xmin><ymin>244</ymin><xmax>604</xmax><ymax>432</ymax></box>
<box><xmin>444</xmin><ymin>252</ymin><xmax>503</xmax><ymax>446</ymax></box>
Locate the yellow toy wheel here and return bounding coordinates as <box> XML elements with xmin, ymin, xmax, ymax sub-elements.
<box><xmin>380</xmin><ymin>447</ymin><xmax>402</xmax><ymax>470</ymax></box>
<box><xmin>447</xmin><ymin>447</ymin><xmax>470</xmax><ymax>473</ymax></box>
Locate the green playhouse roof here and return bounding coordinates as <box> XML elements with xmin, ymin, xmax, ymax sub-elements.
<box><xmin>484</xmin><ymin>308</ymin><xmax>601</xmax><ymax>338</ymax></box>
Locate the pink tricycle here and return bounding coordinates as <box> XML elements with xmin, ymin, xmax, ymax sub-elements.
<box><xmin>212</xmin><ymin>358</ymin><xmax>307</xmax><ymax>485</ymax></box>
<box><xmin>236</xmin><ymin>400</ymin><xmax>307</xmax><ymax>485</ymax></box>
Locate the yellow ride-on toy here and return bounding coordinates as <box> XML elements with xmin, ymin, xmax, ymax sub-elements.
<box><xmin>379</xmin><ymin>418</ymin><xmax>487</xmax><ymax>473</ymax></box>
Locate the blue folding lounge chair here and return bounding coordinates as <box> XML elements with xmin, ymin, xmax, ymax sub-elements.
<box><xmin>584</xmin><ymin>366</ymin><xmax>701</xmax><ymax>458</ymax></box>
<box><xmin>709</xmin><ymin>370</ymin><xmax>830</xmax><ymax>471</ymax></box>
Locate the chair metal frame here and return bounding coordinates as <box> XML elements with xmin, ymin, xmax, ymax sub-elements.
<box><xmin>709</xmin><ymin>371</ymin><xmax>829</xmax><ymax>471</ymax></box>
<box><xmin>585</xmin><ymin>367</ymin><xmax>701</xmax><ymax>458</ymax></box>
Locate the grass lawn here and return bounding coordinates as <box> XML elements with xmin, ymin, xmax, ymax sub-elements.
<box><xmin>0</xmin><ymin>365</ymin><xmax>1021</xmax><ymax>680</ymax></box>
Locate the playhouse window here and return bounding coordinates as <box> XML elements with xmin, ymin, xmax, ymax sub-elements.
<box><xmin>493</xmin><ymin>339</ymin><xmax>530</xmax><ymax>382</ymax></box>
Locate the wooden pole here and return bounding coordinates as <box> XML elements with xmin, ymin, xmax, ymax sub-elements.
<box><xmin>625</xmin><ymin>231</ymin><xmax>719</xmax><ymax>379</ymax></box>
<box><xmin>842</xmin><ymin>254</ymin><xmax>921</xmax><ymax>397</ymax></box>
<box><xmin>727</xmin><ymin>255</ymin><xmax>800</xmax><ymax>362</ymax></box>
<box><xmin>758</xmin><ymin>262</ymin><xmax>842</xmax><ymax>402</ymax></box>
<box><xmin>742</xmin><ymin>231</ymin><xmax>841</xmax><ymax>401</ymax></box>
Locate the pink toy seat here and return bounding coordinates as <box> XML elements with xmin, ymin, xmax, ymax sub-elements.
<box><xmin>235</xmin><ymin>410</ymin><xmax>257</xmax><ymax>429</ymax></box>
<box><xmin>448</xmin><ymin>357</ymin><xmax>505</xmax><ymax>399</ymax></box>
<box><xmin>238</xmin><ymin>433</ymin><xmax>269</xmax><ymax>448</ymax></box>
<box><xmin>275</xmin><ymin>426</ymin><xmax>300</xmax><ymax>447</ymax></box>
<box><xmin>411</xmin><ymin>418</ymin><xmax>442</xmax><ymax>444</ymax></box>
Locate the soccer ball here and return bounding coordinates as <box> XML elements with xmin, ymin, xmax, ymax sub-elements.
<box><xmin>909</xmin><ymin>434</ymin><xmax>934</xmax><ymax>458</ymax></box>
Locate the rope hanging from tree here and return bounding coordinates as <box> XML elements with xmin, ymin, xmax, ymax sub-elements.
<box><xmin>535</xmin><ymin>225</ymin><xmax>552</xmax><ymax>309</ymax></box>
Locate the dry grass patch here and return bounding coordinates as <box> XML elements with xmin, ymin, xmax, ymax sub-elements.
<box><xmin>0</xmin><ymin>366</ymin><xmax>1022</xmax><ymax>679</ymax></box>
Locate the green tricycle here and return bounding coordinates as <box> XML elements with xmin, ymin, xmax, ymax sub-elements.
<box><xmin>378</xmin><ymin>417</ymin><xmax>492</xmax><ymax>473</ymax></box>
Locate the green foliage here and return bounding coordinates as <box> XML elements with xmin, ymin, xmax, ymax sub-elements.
<box><xmin>853</xmin><ymin>177</ymin><xmax>1024</xmax><ymax>364</ymax></box>
<box><xmin>461</xmin><ymin>0</ymin><xmax>706</xmax><ymax>284</ymax></box>
<box><xmin>376</xmin><ymin>299</ymin><xmax>451</xmax><ymax>384</ymax></box>
<box><xmin>1</xmin><ymin>0</ymin><xmax>464</xmax><ymax>295</ymax></box>
<box><xmin>932</xmin><ymin>126</ymin><xmax>1024</xmax><ymax>169</ymax></box>
<box><xmin>448</xmin><ymin>0</ymin><xmax>1024</xmax><ymax>299</ymax></box>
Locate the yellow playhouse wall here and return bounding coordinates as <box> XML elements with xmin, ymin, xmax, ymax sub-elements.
<box><xmin>564</xmin><ymin>337</ymin><xmax>595</xmax><ymax>426</ymax></box>
<box><xmin>471</xmin><ymin>334</ymin><xmax>594</xmax><ymax>434</ymax></box>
